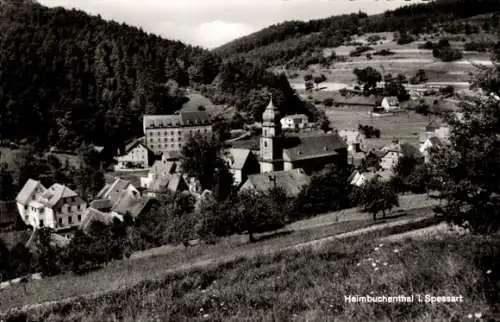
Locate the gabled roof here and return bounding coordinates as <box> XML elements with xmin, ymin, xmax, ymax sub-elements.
<box><xmin>419</xmin><ymin>131</ymin><xmax>435</xmax><ymax>144</ymax></box>
<box><xmin>16</xmin><ymin>179</ymin><xmax>45</xmax><ymax>204</ymax></box>
<box><xmin>148</xmin><ymin>173</ymin><xmax>187</xmax><ymax>194</ymax></box>
<box><xmin>41</xmin><ymin>184</ymin><xmax>79</xmax><ymax>206</ymax></box>
<box><xmin>80</xmin><ymin>207</ymin><xmax>123</xmax><ymax>233</ymax></box>
<box><xmin>151</xmin><ymin>160</ymin><xmax>176</xmax><ymax>177</ymax></box>
<box><xmin>241</xmin><ymin>168</ymin><xmax>311</xmax><ymax>198</ymax></box>
<box><xmin>112</xmin><ymin>196</ymin><xmax>153</xmax><ymax>218</ymax></box>
<box><xmin>283</xmin><ymin>133</ymin><xmax>347</xmax><ymax>162</ymax></box>
<box><xmin>224</xmin><ymin>148</ymin><xmax>251</xmax><ymax>170</ymax></box>
<box><xmin>123</xmin><ymin>138</ymin><xmax>150</xmax><ymax>154</ymax></box>
<box><xmin>96</xmin><ymin>178</ymin><xmax>137</xmax><ymax>206</ymax></box>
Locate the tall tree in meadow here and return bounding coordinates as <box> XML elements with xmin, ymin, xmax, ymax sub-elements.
<box><xmin>429</xmin><ymin>54</ymin><xmax>500</xmax><ymax>233</ymax></box>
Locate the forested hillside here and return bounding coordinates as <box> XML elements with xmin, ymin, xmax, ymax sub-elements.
<box><xmin>214</xmin><ymin>0</ymin><xmax>500</xmax><ymax>67</ymax></box>
<box><xmin>0</xmin><ymin>1</ymin><xmax>315</xmax><ymax>151</ymax></box>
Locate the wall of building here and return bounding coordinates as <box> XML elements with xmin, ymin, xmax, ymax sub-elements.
<box><xmin>380</xmin><ymin>152</ymin><xmax>399</xmax><ymax>170</ymax></box>
<box><xmin>145</xmin><ymin>125</ymin><xmax>212</xmax><ymax>155</ymax></box>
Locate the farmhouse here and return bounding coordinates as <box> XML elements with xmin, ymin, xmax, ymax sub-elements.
<box><xmin>381</xmin><ymin>96</ymin><xmax>400</xmax><ymax>112</ymax></box>
<box><xmin>239</xmin><ymin>168</ymin><xmax>311</xmax><ymax>198</ymax></box>
<box><xmin>223</xmin><ymin>148</ymin><xmax>260</xmax><ymax>186</ymax></box>
<box><xmin>143</xmin><ymin>110</ymin><xmax>212</xmax><ymax>156</ymax></box>
<box><xmin>280</xmin><ymin>114</ymin><xmax>309</xmax><ymax>130</ymax></box>
<box><xmin>259</xmin><ymin>98</ymin><xmax>348</xmax><ymax>174</ymax></box>
<box><xmin>16</xmin><ymin>179</ymin><xmax>87</xmax><ymax>231</ymax></box>
<box><xmin>116</xmin><ymin>139</ymin><xmax>155</xmax><ymax>170</ymax></box>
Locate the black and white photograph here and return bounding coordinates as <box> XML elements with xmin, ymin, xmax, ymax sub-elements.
<box><xmin>0</xmin><ymin>0</ymin><xmax>499</xmax><ymax>320</ymax></box>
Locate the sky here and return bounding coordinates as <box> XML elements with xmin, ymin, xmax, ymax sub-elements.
<box><xmin>39</xmin><ymin>0</ymin><xmax>416</xmax><ymax>49</ymax></box>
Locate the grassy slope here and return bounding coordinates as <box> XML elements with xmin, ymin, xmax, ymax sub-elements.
<box><xmin>5</xmin><ymin>232</ymin><xmax>499</xmax><ymax>321</ymax></box>
<box><xmin>0</xmin><ymin>195</ymin><xmax>438</xmax><ymax>313</ymax></box>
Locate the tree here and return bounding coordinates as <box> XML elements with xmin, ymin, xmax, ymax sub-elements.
<box><xmin>180</xmin><ymin>135</ymin><xmax>234</xmax><ymax>200</ymax></box>
<box><xmin>295</xmin><ymin>165</ymin><xmax>354</xmax><ymax>218</ymax></box>
<box><xmin>313</xmin><ymin>74</ymin><xmax>327</xmax><ymax>89</ymax></box>
<box><xmin>429</xmin><ymin>57</ymin><xmax>500</xmax><ymax>233</ymax></box>
<box><xmin>0</xmin><ymin>163</ymin><xmax>15</xmax><ymax>200</ymax></box>
<box><xmin>233</xmin><ymin>189</ymin><xmax>286</xmax><ymax>242</ymax></box>
<box><xmin>353</xmin><ymin>67</ymin><xmax>382</xmax><ymax>90</ymax></box>
<box><xmin>356</xmin><ymin>180</ymin><xmax>399</xmax><ymax>220</ymax></box>
<box><xmin>35</xmin><ymin>228</ymin><xmax>61</xmax><ymax>276</ymax></box>
<box><xmin>212</xmin><ymin>119</ymin><xmax>231</xmax><ymax>144</ymax></box>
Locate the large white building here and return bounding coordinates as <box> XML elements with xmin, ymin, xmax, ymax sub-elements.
<box><xmin>16</xmin><ymin>179</ymin><xmax>88</xmax><ymax>231</ymax></box>
<box><xmin>143</xmin><ymin>111</ymin><xmax>213</xmax><ymax>156</ymax></box>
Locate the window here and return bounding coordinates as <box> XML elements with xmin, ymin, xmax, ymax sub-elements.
<box><xmin>177</xmin><ymin>131</ymin><xmax>181</xmax><ymax>135</ymax></box>
<box><xmin>40</xmin><ymin>208</ymin><xmax>44</xmax><ymax>214</ymax></box>
<box><xmin>197</xmin><ymin>129</ymin><xmax>200</xmax><ymax>133</ymax></box>
<box><xmin>164</xmin><ymin>132</ymin><xmax>168</xmax><ymax>136</ymax></box>
<box><xmin>264</xmin><ymin>141</ymin><xmax>268</xmax><ymax>147</ymax></box>
<box><xmin>68</xmin><ymin>216</ymin><xmax>72</xmax><ymax>224</ymax></box>
<box><xmin>24</xmin><ymin>205</ymin><xmax>28</xmax><ymax>210</ymax></box>
<box><xmin>171</xmin><ymin>144</ymin><xmax>174</xmax><ymax>148</ymax></box>
<box><xmin>170</xmin><ymin>131</ymin><xmax>174</xmax><ymax>135</ymax></box>
<box><xmin>77</xmin><ymin>215</ymin><xmax>82</xmax><ymax>222</ymax></box>
<box><xmin>39</xmin><ymin>220</ymin><xmax>44</xmax><ymax>227</ymax></box>
<box><xmin>58</xmin><ymin>218</ymin><xmax>62</xmax><ymax>225</ymax></box>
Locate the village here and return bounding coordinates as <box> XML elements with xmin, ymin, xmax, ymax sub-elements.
<box><xmin>1</xmin><ymin>81</ymin><xmax>454</xmax><ymax>244</ymax></box>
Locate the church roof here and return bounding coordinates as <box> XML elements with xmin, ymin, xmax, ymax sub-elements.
<box><xmin>282</xmin><ymin>133</ymin><xmax>347</xmax><ymax>162</ymax></box>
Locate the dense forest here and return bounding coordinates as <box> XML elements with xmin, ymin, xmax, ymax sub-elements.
<box><xmin>0</xmin><ymin>0</ymin><xmax>315</xmax><ymax>151</ymax></box>
<box><xmin>214</xmin><ymin>0</ymin><xmax>500</xmax><ymax>66</ymax></box>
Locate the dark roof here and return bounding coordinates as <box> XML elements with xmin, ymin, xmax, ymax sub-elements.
<box><xmin>229</xmin><ymin>136</ymin><xmax>260</xmax><ymax>151</ymax></box>
<box><xmin>112</xmin><ymin>196</ymin><xmax>153</xmax><ymax>218</ymax></box>
<box><xmin>283</xmin><ymin>133</ymin><xmax>347</xmax><ymax>162</ymax></box>
<box><xmin>124</xmin><ymin>137</ymin><xmax>146</xmax><ymax>152</ymax></box>
<box><xmin>179</xmin><ymin>111</ymin><xmax>212</xmax><ymax>126</ymax></box>
<box><xmin>241</xmin><ymin>168</ymin><xmax>311</xmax><ymax>198</ymax></box>
<box><xmin>89</xmin><ymin>199</ymin><xmax>113</xmax><ymax>210</ymax></box>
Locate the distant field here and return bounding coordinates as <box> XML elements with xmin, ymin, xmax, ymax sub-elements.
<box><xmin>324</xmin><ymin>107</ymin><xmax>430</xmax><ymax>149</ymax></box>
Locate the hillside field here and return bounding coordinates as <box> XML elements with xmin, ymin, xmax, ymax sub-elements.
<box><xmin>3</xmin><ymin>226</ymin><xmax>499</xmax><ymax>321</ymax></box>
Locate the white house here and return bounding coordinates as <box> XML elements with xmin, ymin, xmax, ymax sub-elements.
<box><xmin>381</xmin><ymin>96</ymin><xmax>400</xmax><ymax>112</ymax></box>
<box><xmin>16</xmin><ymin>179</ymin><xmax>87</xmax><ymax>231</ymax></box>
<box><xmin>380</xmin><ymin>142</ymin><xmax>422</xmax><ymax>171</ymax></box>
<box><xmin>116</xmin><ymin>139</ymin><xmax>155</xmax><ymax>170</ymax></box>
<box><xmin>280</xmin><ymin>114</ymin><xmax>309</xmax><ymax>130</ymax></box>
<box><xmin>339</xmin><ymin>129</ymin><xmax>365</xmax><ymax>152</ymax></box>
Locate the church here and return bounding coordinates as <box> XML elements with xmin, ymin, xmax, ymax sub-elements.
<box><xmin>258</xmin><ymin>98</ymin><xmax>348</xmax><ymax>174</ymax></box>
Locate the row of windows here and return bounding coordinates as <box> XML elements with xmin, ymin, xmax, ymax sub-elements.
<box><xmin>58</xmin><ymin>214</ymin><xmax>82</xmax><ymax>226</ymax></box>
<box><xmin>151</xmin><ymin>143</ymin><xmax>182</xmax><ymax>149</ymax></box>
<box><xmin>148</xmin><ymin>128</ymin><xmax>210</xmax><ymax>136</ymax></box>
<box><xmin>150</xmin><ymin>137</ymin><xmax>182</xmax><ymax>143</ymax></box>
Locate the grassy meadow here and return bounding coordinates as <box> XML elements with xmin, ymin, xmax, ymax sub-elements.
<box><xmin>3</xmin><ymin>231</ymin><xmax>499</xmax><ymax>322</ymax></box>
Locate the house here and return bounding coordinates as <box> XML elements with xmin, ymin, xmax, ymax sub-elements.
<box><xmin>143</xmin><ymin>110</ymin><xmax>213</xmax><ymax>156</ymax></box>
<box><xmin>140</xmin><ymin>160</ymin><xmax>178</xmax><ymax>189</ymax></box>
<box><xmin>15</xmin><ymin>179</ymin><xmax>88</xmax><ymax>231</ymax></box>
<box><xmin>379</xmin><ymin>142</ymin><xmax>422</xmax><ymax>170</ymax></box>
<box><xmin>223</xmin><ymin>148</ymin><xmax>260</xmax><ymax>186</ymax></box>
<box><xmin>239</xmin><ymin>168</ymin><xmax>311</xmax><ymax>198</ymax></box>
<box><xmin>116</xmin><ymin>138</ymin><xmax>155</xmax><ymax>170</ymax></box>
<box><xmin>79</xmin><ymin>207</ymin><xmax>123</xmax><ymax>233</ymax></box>
<box><xmin>420</xmin><ymin>137</ymin><xmax>444</xmax><ymax>163</ymax></box>
<box><xmin>144</xmin><ymin>174</ymin><xmax>189</xmax><ymax>198</ymax></box>
<box><xmin>350</xmin><ymin>169</ymin><xmax>392</xmax><ymax>187</ymax></box>
<box><xmin>96</xmin><ymin>178</ymin><xmax>155</xmax><ymax>218</ymax></box>
<box><xmin>419</xmin><ymin>126</ymin><xmax>450</xmax><ymax>151</ymax></box>
<box><xmin>280</xmin><ymin>114</ymin><xmax>309</xmax><ymax>130</ymax></box>
<box><xmin>339</xmin><ymin>129</ymin><xmax>365</xmax><ymax>152</ymax></box>
<box><xmin>259</xmin><ymin>98</ymin><xmax>348</xmax><ymax>174</ymax></box>
<box><xmin>381</xmin><ymin>96</ymin><xmax>400</xmax><ymax>112</ymax></box>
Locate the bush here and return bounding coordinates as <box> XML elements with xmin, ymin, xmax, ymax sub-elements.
<box><xmin>418</xmin><ymin>41</ymin><xmax>435</xmax><ymax>50</ymax></box>
<box><xmin>464</xmin><ymin>41</ymin><xmax>494</xmax><ymax>52</ymax></box>
<box><xmin>373</xmin><ymin>49</ymin><xmax>394</xmax><ymax>56</ymax></box>
<box><xmin>397</xmin><ymin>34</ymin><xmax>415</xmax><ymax>45</ymax></box>
<box><xmin>358</xmin><ymin>124</ymin><xmax>381</xmax><ymax>139</ymax></box>
<box><xmin>323</xmin><ymin>98</ymin><xmax>334</xmax><ymax>107</ymax></box>
<box><xmin>433</xmin><ymin>47</ymin><xmax>463</xmax><ymax>62</ymax></box>
<box><xmin>349</xmin><ymin>46</ymin><xmax>373</xmax><ymax>57</ymax></box>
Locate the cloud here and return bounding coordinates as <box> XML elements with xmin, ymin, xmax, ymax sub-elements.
<box><xmin>194</xmin><ymin>21</ymin><xmax>256</xmax><ymax>48</ymax></box>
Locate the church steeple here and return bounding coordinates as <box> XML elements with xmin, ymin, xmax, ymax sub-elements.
<box><xmin>259</xmin><ymin>95</ymin><xmax>283</xmax><ymax>173</ymax></box>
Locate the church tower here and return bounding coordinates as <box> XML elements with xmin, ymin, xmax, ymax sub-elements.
<box><xmin>259</xmin><ymin>97</ymin><xmax>283</xmax><ymax>173</ymax></box>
